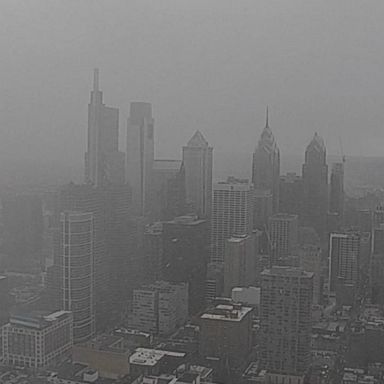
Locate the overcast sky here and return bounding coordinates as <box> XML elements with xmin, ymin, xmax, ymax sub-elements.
<box><xmin>1</xmin><ymin>0</ymin><xmax>384</xmax><ymax>170</ymax></box>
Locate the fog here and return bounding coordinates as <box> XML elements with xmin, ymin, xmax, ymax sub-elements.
<box><xmin>1</xmin><ymin>0</ymin><xmax>384</xmax><ymax>178</ymax></box>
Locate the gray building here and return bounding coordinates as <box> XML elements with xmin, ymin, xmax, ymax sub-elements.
<box><xmin>260</xmin><ymin>267</ymin><xmax>313</xmax><ymax>377</ymax></box>
<box><xmin>182</xmin><ymin>130</ymin><xmax>213</xmax><ymax>219</ymax></box>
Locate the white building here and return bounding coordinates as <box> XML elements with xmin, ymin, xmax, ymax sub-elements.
<box><xmin>2</xmin><ymin>310</ymin><xmax>73</xmax><ymax>368</ymax></box>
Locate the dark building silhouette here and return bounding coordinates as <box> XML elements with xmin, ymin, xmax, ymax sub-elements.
<box><xmin>85</xmin><ymin>69</ymin><xmax>125</xmax><ymax>186</ymax></box>
<box><xmin>126</xmin><ymin>102</ymin><xmax>154</xmax><ymax>216</ymax></box>
<box><xmin>0</xmin><ymin>275</ymin><xmax>10</xmax><ymax>326</ymax></box>
<box><xmin>302</xmin><ymin>133</ymin><xmax>328</xmax><ymax>237</ymax></box>
<box><xmin>252</xmin><ymin>109</ymin><xmax>280</xmax><ymax>213</ymax></box>
<box><xmin>1</xmin><ymin>193</ymin><xmax>43</xmax><ymax>272</ymax></box>
<box><xmin>279</xmin><ymin>172</ymin><xmax>303</xmax><ymax>216</ymax></box>
<box><xmin>151</xmin><ymin>160</ymin><xmax>186</xmax><ymax>221</ymax></box>
<box><xmin>162</xmin><ymin>215</ymin><xmax>209</xmax><ymax>314</ymax></box>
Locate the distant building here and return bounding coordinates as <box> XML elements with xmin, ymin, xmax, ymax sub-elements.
<box><xmin>231</xmin><ymin>286</ymin><xmax>261</xmax><ymax>308</ymax></box>
<box><xmin>1</xmin><ymin>310</ymin><xmax>73</xmax><ymax>368</ymax></box>
<box><xmin>279</xmin><ymin>172</ymin><xmax>303</xmax><ymax>216</ymax></box>
<box><xmin>182</xmin><ymin>131</ymin><xmax>213</xmax><ymax>218</ymax></box>
<box><xmin>59</xmin><ymin>211</ymin><xmax>95</xmax><ymax>343</ymax></box>
<box><xmin>1</xmin><ymin>193</ymin><xmax>43</xmax><ymax>272</ymax></box>
<box><xmin>0</xmin><ymin>276</ymin><xmax>9</xmax><ymax>327</ymax></box>
<box><xmin>302</xmin><ymin>133</ymin><xmax>328</xmax><ymax>237</ymax></box>
<box><xmin>199</xmin><ymin>302</ymin><xmax>253</xmax><ymax>369</ymax></box>
<box><xmin>224</xmin><ymin>234</ymin><xmax>255</xmax><ymax>296</ymax></box>
<box><xmin>371</xmin><ymin>224</ymin><xmax>384</xmax><ymax>304</ymax></box>
<box><xmin>151</xmin><ymin>159</ymin><xmax>186</xmax><ymax>221</ymax></box>
<box><xmin>143</xmin><ymin>222</ymin><xmax>164</xmax><ymax>283</ymax></box>
<box><xmin>268</xmin><ymin>213</ymin><xmax>298</xmax><ymax>265</ymax></box>
<box><xmin>210</xmin><ymin>178</ymin><xmax>253</xmax><ymax>264</ymax></box>
<box><xmin>260</xmin><ymin>267</ymin><xmax>313</xmax><ymax>378</ymax></box>
<box><xmin>131</xmin><ymin>281</ymin><xmax>188</xmax><ymax>335</ymax></box>
<box><xmin>162</xmin><ymin>215</ymin><xmax>209</xmax><ymax>314</ymax></box>
<box><xmin>126</xmin><ymin>102</ymin><xmax>154</xmax><ymax>216</ymax></box>
<box><xmin>253</xmin><ymin>189</ymin><xmax>273</xmax><ymax>230</ymax></box>
<box><xmin>298</xmin><ymin>245</ymin><xmax>323</xmax><ymax>305</ymax></box>
<box><xmin>85</xmin><ymin>69</ymin><xmax>124</xmax><ymax>186</ymax></box>
<box><xmin>329</xmin><ymin>162</ymin><xmax>344</xmax><ymax>217</ymax></box>
<box><xmin>252</xmin><ymin>109</ymin><xmax>280</xmax><ymax>213</ymax></box>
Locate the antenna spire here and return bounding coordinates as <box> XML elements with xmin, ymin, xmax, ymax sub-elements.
<box><xmin>93</xmin><ymin>68</ymin><xmax>99</xmax><ymax>91</ymax></box>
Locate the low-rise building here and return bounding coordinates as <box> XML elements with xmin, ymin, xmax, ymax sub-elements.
<box><xmin>2</xmin><ymin>310</ymin><xmax>73</xmax><ymax>368</ymax></box>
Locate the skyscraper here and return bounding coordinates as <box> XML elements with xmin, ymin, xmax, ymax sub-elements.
<box><xmin>59</xmin><ymin>211</ymin><xmax>95</xmax><ymax>343</ymax></box>
<box><xmin>210</xmin><ymin>178</ymin><xmax>253</xmax><ymax>264</ymax></box>
<box><xmin>162</xmin><ymin>215</ymin><xmax>209</xmax><ymax>314</ymax></box>
<box><xmin>182</xmin><ymin>130</ymin><xmax>213</xmax><ymax>218</ymax></box>
<box><xmin>252</xmin><ymin>109</ymin><xmax>280</xmax><ymax>213</ymax></box>
<box><xmin>85</xmin><ymin>69</ymin><xmax>125</xmax><ymax>186</ymax></box>
<box><xmin>223</xmin><ymin>234</ymin><xmax>255</xmax><ymax>296</ymax></box>
<box><xmin>329</xmin><ymin>162</ymin><xmax>344</xmax><ymax>224</ymax></box>
<box><xmin>302</xmin><ymin>133</ymin><xmax>328</xmax><ymax>236</ymax></box>
<box><xmin>126</xmin><ymin>102</ymin><xmax>154</xmax><ymax>216</ymax></box>
<box><xmin>268</xmin><ymin>213</ymin><xmax>299</xmax><ymax>266</ymax></box>
<box><xmin>279</xmin><ymin>172</ymin><xmax>303</xmax><ymax>216</ymax></box>
<box><xmin>150</xmin><ymin>160</ymin><xmax>186</xmax><ymax>221</ymax></box>
<box><xmin>260</xmin><ymin>267</ymin><xmax>313</xmax><ymax>380</ymax></box>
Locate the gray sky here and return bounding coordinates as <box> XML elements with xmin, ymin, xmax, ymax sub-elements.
<box><xmin>1</xmin><ymin>0</ymin><xmax>384</xmax><ymax>170</ymax></box>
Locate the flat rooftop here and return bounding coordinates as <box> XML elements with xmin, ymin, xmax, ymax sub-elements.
<box><xmin>129</xmin><ymin>348</ymin><xmax>185</xmax><ymax>367</ymax></box>
<box><xmin>201</xmin><ymin>303</ymin><xmax>252</xmax><ymax>322</ymax></box>
<box><xmin>262</xmin><ymin>266</ymin><xmax>314</xmax><ymax>278</ymax></box>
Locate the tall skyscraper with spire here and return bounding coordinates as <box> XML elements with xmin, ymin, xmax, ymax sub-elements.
<box><xmin>85</xmin><ymin>69</ymin><xmax>125</xmax><ymax>186</ymax></box>
<box><xmin>302</xmin><ymin>133</ymin><xmax>328</xmax><ymax>236</ymax></box>
<box><xmin>182</xmin><ymin>130</ymin><xmax>213</xmax><ymax>218</ymax></box>
<box><xmin>252</xmin><ymin>108</ymin><xmax>280</xmax><ymax>214</ymax></box>
<box><xmin>126</xmin><ymin>102</ymin><xmax>154</xmax><ymax>216</ymax></box>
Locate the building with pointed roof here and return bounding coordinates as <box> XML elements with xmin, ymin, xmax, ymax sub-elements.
<box><xmin>252</xmin><ymin>108</ymin><xmax>280</xmax><ymax>215</ymax></box>
<box><xmin>85</xmin><ymin>69</ymin><xmax>125</xmax><ymax>186</ymax></box>
<box><xmin>182</xmin><ymin>131</ymin><xmax>213</xmax><ymax>218</ymax></box>
<box><xmin>302</xmin><ymin>133</ymin><xmax>328</xmax><ymax>236</ymax></box>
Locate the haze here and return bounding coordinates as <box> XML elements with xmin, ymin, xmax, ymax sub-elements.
<box><xmin>1</xmin><ymin>0</ymin><xmax>384</xmax><ymax>181</ymax></box>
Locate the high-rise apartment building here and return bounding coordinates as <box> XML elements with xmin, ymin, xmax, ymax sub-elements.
<box><xmin>126</xmin><ymin>102</ymin><xmax>154</xmax><ymax>216</ymax></box>
<box><xmin>252</xmin><ymin>110</ymin><xmax>280</xmax><ymax>213</ymax></box>
<box><xmin>302</xmin><ymin>133</ymin><xmax>328</xmax><ymax>236</ymax></box>
<box><xmin>268</xmin><ymin>213</ymin><xmax>298</xmax><ymax>265</ymax></box>
<box><xmin>131</xmin><ymin>281</ymin><xmax>188</xmax><ymax>336</ymax></box>
<box><xmin>223</xmin><ymin>234</ymin><xmax>255</xmax><ymax>296</ymax></box>
<box><xmin>329</xmin><ymin>162</ymin><xmax>344</xmax><ymax>217</ymax></box>
<box><xmin>199</xmin><ymin>302</ymin><xmax>253</xmax><ymax>369</ymax></box>
<box><xmin>1</xmin><ymin>310</ymin><xmax>73</xmax><ymax>368</ymax></box>
<box><xmin>0</xmin><ymin>276</ymin><xmax>9</xmax><ymax>327</ymax></box>
<box><xmin>182</xmin><ymin>131</ymin><xmax>213</xmax><ymax>218</ymax></box>
<box><xmin>371</xmin><ymin>223</ymin><xmax>384</xmax><ymax>304</ymax></box>
<box><xmin>260</xmin><ymin>267</ymin><xmax>313</xmax><ymax>379</ymax></box>
<box><xmin>59</xmin><ymin>211</ymin><xmax>95</xmax><ymax>343</ymax></box>
<box><xmin>85</xmin><ymin>69</ymin><xmax>125</xmax><ymax>186</ymax></box>
<box><xmin>210</xmin><ymin>178</ymin><xmax>253</xmax><ymax>264</ymax></box>
<box><xmin>329</xmin><ymin>232</ymin><xmax>360</xmax><ymax>293</ymax></box>
<box><xmin>162</xmin><ymin>215</ymin><xmax>209</xmax><ymax>314</ymax></box>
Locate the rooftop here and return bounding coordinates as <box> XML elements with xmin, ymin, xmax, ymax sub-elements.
<box><xmin>201</xmin><ymin>303</ymin><xmax>252</xmax><ymax>322</ymax></box>
<box><xmin>262</xmin><ymin>266</ymin><xmax>314</xmax><ymax>278</ymax></box>
<box><xmin>130</xmin><ymin>348</ymin><xmax>185</xmax><ymax>367</ymax></box>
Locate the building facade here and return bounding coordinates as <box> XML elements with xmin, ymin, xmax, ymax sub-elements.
<box><xmin>126</xmin><ymin>102</ymin><xmax>154</xmax><ymax>216</ymax></box>
<box><xmin>302</xmin><ymin>133</ymin><xmax>328</xmax><ymax>237</ymax></box>
<box><xmin>252</xmin><ymin>110</ymin><xmax>280</xmax><ymax>213</ymax></box>
<box><xmin>260</xmin><ymin>267</ymin><xmax>313</xmax><ymax>377</ymax></box>
<box><xmin>85</xmin><ymin>69</ymin><xmax>124</xmax><ymax>186</ymax></box>
<box><xmin>1</xmin><ymin>310</ymin><xmax>73</xmax><ymax>368</ymax></box>
<box><xmin>182</xmin><ymin>130</ymin><xmax>213</xmax><ymax>219</ymax></box>
<box><xmin>59</xmin><ymin>211</ymin><xmax>95</xmax><ymax>343</ymax></box>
